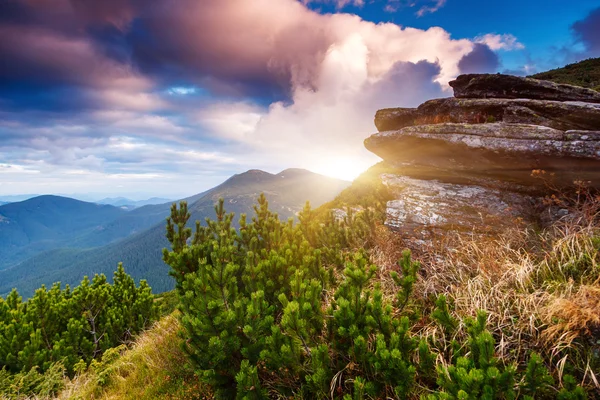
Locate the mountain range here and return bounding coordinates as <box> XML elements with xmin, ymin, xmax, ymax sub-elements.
<box><xmin>0</xmin><ymin>168</ymin><xmax>349</xmax><ymax>297</ymax></box>
<box><xmin>96</xmin><ymin>197</ymin><xmax>174</xmax><ymax>208</ymax></box>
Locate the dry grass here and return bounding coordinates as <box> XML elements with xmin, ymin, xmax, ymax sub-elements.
<box><xmin>369</xmin><ymin>194</ymin><xmax>600</xmax><ymax>390</ymax></box>
<box><xmin>56</xmin><ymin>313</ymin><xmax>211</xmax><ymax>400</ymax></box>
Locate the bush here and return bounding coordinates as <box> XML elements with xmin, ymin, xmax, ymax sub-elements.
<box><xmin>164</xmin><ymin>196</ymin><xmax>589</xmax><ymax>398</ymax></box>
<box><xmin>0</xmin><ymin>265</ymin><xmax>157</xmax><ymax>380</ymax></box>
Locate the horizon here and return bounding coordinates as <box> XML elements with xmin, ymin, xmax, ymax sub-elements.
<box><xmin>0</xmin><ymin>166</ymin><xmax>350</xmax><ymax>201</ymax></box>
<box><xmin>1</xmin><ymin>0</ymin><xmax>599</xmax><ymax>196</ymax></box>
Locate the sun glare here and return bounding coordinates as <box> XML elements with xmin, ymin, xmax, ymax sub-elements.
<box><xmin>314</xmin><ymin>158</ymin><xmax>368</xmax><ymax>182</ymax></box>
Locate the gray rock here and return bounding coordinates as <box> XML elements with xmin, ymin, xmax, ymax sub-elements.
<box><xmin>381</xmin><ymin>174</ymin><xmax>537</xmax><ymax>237</ymax></box>
<box><xmin>449</xmin><ymin>74</ymin><xmax>600</xmax><ymax>103</ymax></box>
<box><xmin>374</xmin><ymin>108</ymin><xmax>418</xmax><ymax>132</ymax></box>
<box><xmin>374</xmin><ymin>98</ymin><xmax>600</xmax><ymax>132</ymax></box>
<box><xmin>365</xmin><ymin>123</ymin><xmax>600</xmax><ymax>189</ymax></box>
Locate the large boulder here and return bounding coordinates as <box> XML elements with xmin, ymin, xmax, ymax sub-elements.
<box><xmin>374</xmin><ymin>98</ymin><xmax>600</xmax><ymax>132</ymax></box>
<box><xmin>449</xmin><ymin>74</ymin><xmax>600</xmax><ymax>103</ymax></box>
<box><xmin>365</xmin><ymin>123</ymin><xmax>600</xmax><ymax>188</ymax></box>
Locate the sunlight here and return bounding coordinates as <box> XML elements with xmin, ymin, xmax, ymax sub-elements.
<box><xmin>313</xmin><ymin>158</ymin><xmax>368</xmax><ymax>182</ymax></box>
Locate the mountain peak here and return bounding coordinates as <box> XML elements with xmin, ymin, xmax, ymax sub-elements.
<box><xmin>222</xmin><ymin>169</ymin><xmax>274</xmax><ymax>185</ymax></box>
<box><xmin>276</xmin><ymin>168</ymin><xmax>313</xmax><ymax>178</ymax></box>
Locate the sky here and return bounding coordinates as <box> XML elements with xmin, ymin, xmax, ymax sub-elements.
<box><xmin>1</xmin><ymin>0</ymin><xmax>599</xmax><ymax>199</ymax></box>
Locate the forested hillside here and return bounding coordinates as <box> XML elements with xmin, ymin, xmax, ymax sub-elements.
<box><xmin>0</xmin><ymin>196</ymin><xmax>126</xmax><ymax>268</ymax></box>
<box><xmin>1</xmin><ymin>169</ymin><xmax>349</xmax><ymax>297</ymax></box>
<box><xmin>530</xmin><ymin>57</ymin><xmax>600</xmax><ymax>91</ymax></box>
<box><xmin>51</xmin><ymin>168</ymin><xmax>596</xmax><ymax>399</ymax></box>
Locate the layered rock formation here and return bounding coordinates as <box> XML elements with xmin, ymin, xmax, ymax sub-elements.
<box><xmin>365</xmin><ymin>74</ymin><xmax>600</xmax><ymax>241</ymax></box>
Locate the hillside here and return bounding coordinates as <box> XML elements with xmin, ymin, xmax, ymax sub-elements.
<box><xmin>0</xmin><ymin>196</ymin><xmax>127</xmax><ymax>268</ymax></box>
<box><xmin>71</xmin><ymin>190</ymin><xmax>211</xmax><ymax>248</ymax></box>
<box><xmin>529</xmin><ymin>57</ymin><xmax>600</xmax><ymax>91</ymax></box>
<box><xmin>50</xmin><ymin>161</ymin><xmax>599</xmax><ymax>399</ymax></box>
<box><xmin>0</xmin><ymin>169</ymin><xmax>349</xmax><ymax>297</ymax></box>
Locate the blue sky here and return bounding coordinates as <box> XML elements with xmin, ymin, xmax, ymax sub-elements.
<box><xmin>0</xmin><ymin>0</ymin><xmax>599</xmax><ymax>199</ymax></box>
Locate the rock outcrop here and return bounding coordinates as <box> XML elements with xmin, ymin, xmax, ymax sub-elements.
<box><xmin>449</xmin><ymin>74</ymin><xmax>600</xmax><ymax>103</ymax></box>
<box><xmin>366</xmin><ymin>73</ymin><xmax>600</xmax><ymax>242</ymax></box>
<box><xmin>375</xmin><ymin>98</ymin><xmax>600</xmax><ymax>132</ymax></box>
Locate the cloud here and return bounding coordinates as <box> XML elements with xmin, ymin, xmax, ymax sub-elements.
<box><xmin>416</xmin><ymin>0</ymin><xmax>447</xmax><ymax>17</ymax></box>
<box><xmin>571</xmin><ymin>7</ymin><xmax>600</xmax><ymax>56</ymax></box>
<box><xmin>303</xmin><ymin>0</ymin><xmax>365</xmax><ymax>9</ymax></box>
<box><xmin>475</xmin><ymin>34</ymin><xmax>525</xmax><ymax>51</ymax></box>
<box><xmin>457</xmin><ymin>43</ymin><xmax>500</xmax><ymax>74</ymax></box>
<box><xmin>1</xmin><ymin>0</ymin><xmax>491</xmax><ymax>194</ymax></box>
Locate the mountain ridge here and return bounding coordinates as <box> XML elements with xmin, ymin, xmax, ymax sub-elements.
<box><xmin>0</xmin><ymin>195</ymin><xmax>127</xmax><ymax>268</ymax></box>
<box><xmin>0</xmin><ymin>168</ymin><xmax>349</xmax><ymax>297</ymax></box>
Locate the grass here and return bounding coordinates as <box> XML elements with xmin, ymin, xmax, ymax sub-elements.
<box><xmin>388</xmin><ymin>191</ymin><xmax>600</xmax><ymax>391</ymax></box>
<box><xmin>47</xmin><ymin>180</ymin><xmax>600</xmax><ymax>398</ymax></box>
<box><xmin>56</xmin><ymin>313</ymin><xmax>211</xmax><ymax>400</ymax></box>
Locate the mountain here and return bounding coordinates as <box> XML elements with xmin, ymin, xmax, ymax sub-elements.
<box><xmin>96</xmin><ymin>197</ymin><xmax>173</xmax><ymax>208</ymax></box>
<box><xmin>0</xmin><ymin>169</ymin><xmax>349</xmax><ymax>297</ymax></box>
<box><xmin>0</xmin><ymin>196</ymin><xmax>127</xmax><ymax>269</ymax></box>
<box><xmin>529</xmin><ymin>57</ymin><xmax>600</xmax><ymax>91</ymax></box>
<box><xmin>70</xmin><ymin>189</ymin><xmax>211</xmax><ymax>248</ymax></box>
<box><xmin>0</xmin><ymin>194</ymin><xmax>39</xmax><ymax>203</ymax></box>
<box><xmin>0</xmin><ymin>201</ymin><xmax>8</xmax><ymax>206</ymax></box>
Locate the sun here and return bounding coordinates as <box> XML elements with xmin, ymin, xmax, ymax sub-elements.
<box><xmin>313</xmin><ymin>158</ymin><xmax>370</xmax><ymax>182</ymax></box>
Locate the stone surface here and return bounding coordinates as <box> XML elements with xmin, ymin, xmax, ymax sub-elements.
<box><xmin>365</xmin><ymin>123</ymin><xmax>600</xmax><ymax>189</ymax></box>
<box><xmin>374</xmin><ymin>98</ymin><xmax>600</xmax><ymax>132</ymax></box>
<box><xmin>368</xmin><ymin>73</ymin><xmax>600</xmax><ymax>242</ymax></box>
<box><xmin>449</xmin><ymin>74</ymin><xmax>600</xmax><ymax>103</ymax></box>
<box><xmin>374</xmin><ymin>108</ymin><xmax>418</xmax><ymax>132</ymax></box>
<box><xmin>381</xmin><ymin>174</ymin><xmax>537</xmax><ymax>237</ymax></box>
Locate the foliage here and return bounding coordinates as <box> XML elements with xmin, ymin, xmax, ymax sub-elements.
<box><xmin>529</xmin><ymin>57</ymin><xmax>600</xmax><ymax>91</ymax></box>
<box><xmin>0</xmin><ymin>264</ymin><xmax>157</xmax><ymax>384</ymax></box>
<box><xmin>0</xmin><ymin>361</ymin><xmax>66</xmax><ymax>399</ymax></box>
<box><xmin>163</xmin><ymin>196</ymin><xmax>590</xmax><ymax>398</ymax></box>
<box><xmin>1</xmin><ymin>168</ymin><xmax>349</xmax><ymax>299</ymax></box>
<box><xmin>57</xmin><ymin>314</ymin><xmax>209</xmax><ymax>400</ymax></box>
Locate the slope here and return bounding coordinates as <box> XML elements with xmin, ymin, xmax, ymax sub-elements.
<box><xmin>529</xmin><ymin>57</ymin><xmax>600</xmax><ymax>91</ymax></box>
<box><xmin>70</xmin><ymin>190</ymin><xmax>210</xmax><ymax>248</ymax></box>
<box><xmin>0</xmin><ymin>169</ymin><xmax>349</xmax><ymax>297</ymax></box>
<box><xmin>0</xmin><ymin>196</ymin><xmax>127</xmax><ymax>269</ymax></box>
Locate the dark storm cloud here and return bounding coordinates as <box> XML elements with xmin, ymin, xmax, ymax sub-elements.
<box><xmin>0</xmin><ymin>0</ymin><xmax>338</xmax><ymax>110</ymax></box>
<box><xmin>457</xmin><ymin>43</ymin><xmax>500</xmax><ymax>74</ymax></box>
<box><xmin>571</xmin><ymin>7</ymin><xmax>600</xmax><ymax>56</ymax></box>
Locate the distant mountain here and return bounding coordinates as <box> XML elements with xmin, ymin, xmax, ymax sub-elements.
<box><xmin>71</xmin><ymin>190</ymin><xmax>211</xmax><ymax>248</ymax></box>
<box><xmin>96</xmin><ymin>197</ymin><xmax>173</xmax><ymax>208</ymax></box>
<box><xmin>1</xmin><ymin>169</ymin><xmax>349</xmax><ymax>297</ymax></box>
<box><xmin>529</xmin><ymin>57</ymin><xmax>600</xmax><ymax>91</ymax></box>
<box><xmin>0</xmin><ymin>196</ymin><xmax>127</xmax><ymax>268</ymax></box>
<box><xmin>0</xmin><ymin>194</ymin><xmax>39</xmax><ymax>203</ymax></box>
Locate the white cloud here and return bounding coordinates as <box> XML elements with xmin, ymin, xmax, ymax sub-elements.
<box><xmin>475</xmin><ymin>33</ymin><xmax>525</xmax><ymax>51</ymax></box>
<box><xmin>416</xmin><ymin>0</ymin><xmax>447</xmax><ymax>17</ymax></box>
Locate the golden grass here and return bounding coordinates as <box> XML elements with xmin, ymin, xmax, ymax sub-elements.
<box><xmin>56</xmin><ymin>313</ymin><xmax>211</xmax><ymax>400</ymax></box>
<box><xmin>369</xmin><ymin>195</ymin><xmax>600</xmax><ymax>390</ymax></box>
